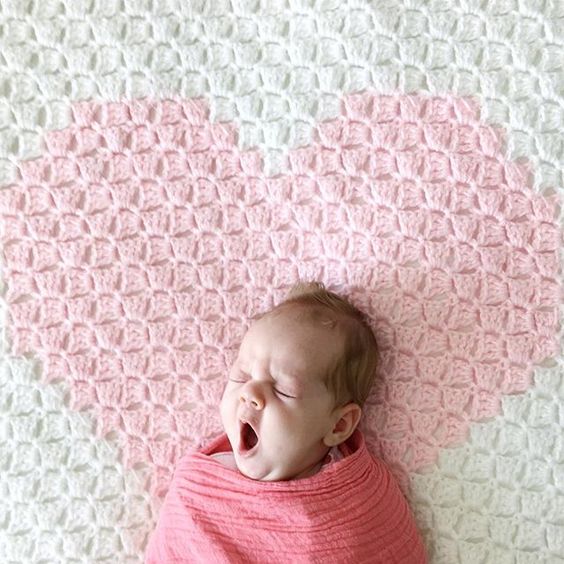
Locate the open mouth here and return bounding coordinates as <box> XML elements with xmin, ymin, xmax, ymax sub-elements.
<box><xmin>239</xmin><ymin>421</ymin><xmax>259</xmax><ymax>455</ymax></box>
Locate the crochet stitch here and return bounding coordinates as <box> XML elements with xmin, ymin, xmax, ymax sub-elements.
<box><xmin>0</xmin><ymin>93</ymin><xmax>559</xmax><ymax>498</ymax></box>
<box><xmin>1</xmin><ymin>2</ymin><xmax>562</xmax><ymax>562</ymax></box>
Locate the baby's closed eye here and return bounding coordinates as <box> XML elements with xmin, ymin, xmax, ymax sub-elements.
<box><xmin>273</xmin><ymin>389</ymin><xmax>295</xmax><ymax>399</ymax></box>
<box><xmin>228</xmin><ymin>378</ymin><xmax>296</xmax><ymax>399</ymax></box>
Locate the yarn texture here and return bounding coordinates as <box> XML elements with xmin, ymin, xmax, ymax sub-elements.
<box><xmin>0</xmin><ymin>2</ymin><xmax>562</xmax><ymax>563</ymax></box>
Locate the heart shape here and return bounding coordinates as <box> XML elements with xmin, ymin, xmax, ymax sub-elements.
<box><xmin>0</xmin><ymin>92</ymin><xmax>560</xmax><ymax>495</ymax></box>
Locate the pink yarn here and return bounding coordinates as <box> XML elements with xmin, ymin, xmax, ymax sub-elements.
<box><xmin>0</xmin><ymin>93</ymin><xmax>560</xmax><ymax>495</ymax></box>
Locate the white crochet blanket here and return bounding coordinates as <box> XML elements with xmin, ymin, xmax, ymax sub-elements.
<box><xmin>0</xmin><ymin>2</ymin><xmax>562</xmax><ymax>563</ymax></box>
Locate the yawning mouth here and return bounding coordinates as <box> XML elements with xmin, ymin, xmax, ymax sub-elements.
<box><xmin>239</xmin><ymin>421</ymin><xmax>259</xmax><ymax>454</ymax></box>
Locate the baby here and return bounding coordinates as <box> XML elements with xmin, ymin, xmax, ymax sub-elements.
<box><xmin>146</xmin><ymin>281</ymin><xmax>427</xmax><ymax>563</ymax></box>
<box><xmin>215</xmin><ymin>280</ymin><xmax>377</xmax><ymax>482</ymax></box>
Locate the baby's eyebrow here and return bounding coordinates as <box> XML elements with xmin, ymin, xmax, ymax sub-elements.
<box><xmin>273</xmin><ymin>371</ymin><xmax>307</xmax><ymax>393</ymax></box>
<box><xmin>235</xmin><ymin>352</ymin><xmax>308</xmax><ymax>390</ymax></box>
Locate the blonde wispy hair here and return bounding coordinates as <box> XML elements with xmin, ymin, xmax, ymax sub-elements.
<box><xmin>259</xmin><ymin>280</ymin><xmax>379</xmax><ymax>408</ymax></box>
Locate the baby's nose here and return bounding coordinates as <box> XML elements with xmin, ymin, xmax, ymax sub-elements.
<box><xmin>240</xmin><ymin>388</ymin><xmax>264</xmax><ymax>410</ymax></box>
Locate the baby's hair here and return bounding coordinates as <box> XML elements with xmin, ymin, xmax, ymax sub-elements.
<box><xmin>260</xmin><ymin>280</ymin><xmax>379</xmax><ymax>408</ymax></box>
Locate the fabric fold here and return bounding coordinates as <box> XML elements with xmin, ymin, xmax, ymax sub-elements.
<box><xmin>146</xmin><ymin>429</ymin><xmax>427</xmax><ymax>563</ymax></box>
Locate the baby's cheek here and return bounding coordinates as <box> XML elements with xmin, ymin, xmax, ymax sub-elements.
<box><xmin>270</xmin><ymin>413</ymin><xmax>302</xmax><ymax>443</ymax></box>
<box><xmin>295</xmin><ymin>408</ymin><xmax>329</xmax><ymax>437</ymax></box>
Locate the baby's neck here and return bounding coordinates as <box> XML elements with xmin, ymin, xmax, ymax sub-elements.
<box><xmin>290</xmin><ymin>460</ymin><xmax>324</xmax><ymax>480</ymax></box>
<box><xmin>289</xmin><ymin>448</ymin><xmax>332</xmax><ymax>480</ymax></box>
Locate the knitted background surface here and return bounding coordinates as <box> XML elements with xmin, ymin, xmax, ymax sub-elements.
<box><xmin>0</xmin><ymin>2</ymin><xmax>562</xmax><ymax>564</ymax></box>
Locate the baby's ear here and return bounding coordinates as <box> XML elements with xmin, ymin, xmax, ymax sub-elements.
<box><xmin>323</xmin><ymin>403</ymin><xmax>362</xmax><ymax>447</ymax></box>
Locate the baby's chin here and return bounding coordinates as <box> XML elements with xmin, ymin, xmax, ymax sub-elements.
<box><xmin>234</xmin><ymin>451</ymin><xmax>322</xmax><ymax>482</ymax></box>
<box><xmin>233</xmin><ymin>453</ymin><xmax>284</xmax><ymax>481</ymax></box>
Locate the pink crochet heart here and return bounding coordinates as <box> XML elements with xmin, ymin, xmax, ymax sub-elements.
<box><xmin>0</xmin><ymin>93</ymin><xmax>560</xmax><ymax>494</ymax></box>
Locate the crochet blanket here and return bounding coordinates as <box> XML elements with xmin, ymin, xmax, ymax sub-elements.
<box><xmin>145</xmin><ymin>429</ymin><xmax>427</xmax><ymax>563</ymax></box>
<box><xmin>0</xmin><ymin>2</ymin><xmax>562</xmax><ymax>563</ymax></box>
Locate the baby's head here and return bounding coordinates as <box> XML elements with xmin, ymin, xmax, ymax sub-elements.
<box><xmin>220</xmin><ymin>281</ymin><xmax>378</xmax><ymax>481</ymax></box>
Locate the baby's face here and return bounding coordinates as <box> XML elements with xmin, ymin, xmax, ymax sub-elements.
<box><xmin>220</xmin><ymin>308</ymin><xmax>343</xmax><ymax>481</ymax></box>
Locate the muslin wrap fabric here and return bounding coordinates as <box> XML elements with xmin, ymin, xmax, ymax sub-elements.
<box><xmin>1</xmin><ymin>2</ymin><xmax>562</xmax><ymax>562</ymax></box>
<box><xmin>145</xmin><ymin>429</ymin><xmax>427</xmax><ymax>563</ymax></box>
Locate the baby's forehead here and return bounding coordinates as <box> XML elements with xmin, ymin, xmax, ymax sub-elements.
<box><xmin>240</xmin><ymin>308</ymin><xmax>344</xmax><ymax>363</ymax></box>
<box><xmin>243</xmin><ymin>308</ymin><xmax>337</xmax><ymax>347</ymax></box>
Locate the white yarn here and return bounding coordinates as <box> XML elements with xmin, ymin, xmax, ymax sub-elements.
<box><xmin>0</xmin><ymin>1</ymin><xmax>562</xmax><ymax>562</ymax></box>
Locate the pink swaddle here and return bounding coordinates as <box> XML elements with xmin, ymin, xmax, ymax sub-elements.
<box><xmin>145</xmin><ymin>429</ymin><xmax>427</xmax><ymax>563</ymax></box>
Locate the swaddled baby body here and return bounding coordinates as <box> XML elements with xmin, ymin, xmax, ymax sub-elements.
<box><xmin>146</xmin><ymin>281</ymin><xmax>427</xmax><ymax>563</ymax></box>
